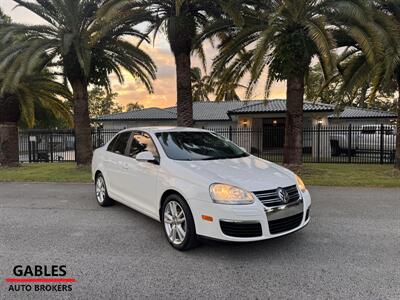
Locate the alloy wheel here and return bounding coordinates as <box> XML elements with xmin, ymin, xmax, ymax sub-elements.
<box><xmin>164</xmin><ymin>201</ymin><xmax>187</xmax><ymax>245</ymax></box>
<box><xmin>96</xmin><ymin>176</ymin><xmax>106</xmax><ymax>204</ymax></box>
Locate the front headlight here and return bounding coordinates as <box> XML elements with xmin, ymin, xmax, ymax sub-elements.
<box><xmin>296</xmin><ymin>175</ymin><xmax>307</xmax><ymax>192</ymax></box>
<box><xmin>209</xmin><ymin>183</ymin><xmax>255</xmax><ymax>205</ymax></box>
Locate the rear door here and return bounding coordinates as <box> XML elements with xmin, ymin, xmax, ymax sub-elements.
<box><xmin>118</xmin><ymin>131</ymin><xmax>160</xmax><ymax>216</ymax></box>
<box><xmin>104</xmin><ymin>131</ymin><xmax>132</xmax><ymax>198</ymax></box>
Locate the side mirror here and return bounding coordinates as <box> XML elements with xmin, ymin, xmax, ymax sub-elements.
<box><xmin>136</xmin><ymin>151</ymin><xmax>156</xmax><ymax>162</ymax></box>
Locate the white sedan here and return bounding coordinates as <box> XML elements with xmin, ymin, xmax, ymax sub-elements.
<box><xmin>92</xmin><ymin>127</ymin><xmax>311</xmax><ymax>250</ymax></box>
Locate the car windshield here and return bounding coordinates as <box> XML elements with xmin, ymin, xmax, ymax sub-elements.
<box><xmin>155</xmin><ymin>131</ymin><xmax>249</xmax><ymax>161</ymax></box>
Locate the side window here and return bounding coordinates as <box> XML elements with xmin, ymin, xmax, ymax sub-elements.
<box><xmin>109</xmin><ymin>131</ymin><xmax>132</xmax><ymax>155</ymax></box>
<box><xmin>107</xmin><ymin>135</ymin><xmax>119</xmax><ymax>152</ymax></box>
<box><xmin>127</xmin><ymin>132</ymin><xmax>159</xmax><ymax>158</ymax></box>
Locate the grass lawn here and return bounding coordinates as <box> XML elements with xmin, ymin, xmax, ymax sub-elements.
<box><xmin>0</xmin><ymin>163</ymin><xmax>91</xmax><ymax>183</ymax></box>
<box><xmin>0</xmin><ymin>163</ymin><xmax>399</xmax><ymax>187</ymax></box>
<box><xmin>298</xmin><ymin>164</ymin><xmax>400</xmax><ymax>188</ymax></box>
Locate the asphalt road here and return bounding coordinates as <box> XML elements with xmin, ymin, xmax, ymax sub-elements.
<box><xmin>0</xmin><ymin>183</ymin><xmax>399</xmax><ymax>300</ymax></box>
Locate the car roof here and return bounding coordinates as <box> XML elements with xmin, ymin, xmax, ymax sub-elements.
<box><xmin>120</xmin><ymin>127</ymin><xmax>211</xmax><ymax>134</ymax></box>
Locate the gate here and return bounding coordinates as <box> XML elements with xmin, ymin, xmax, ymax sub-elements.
<box><xmin>19</xmin><ymin>129</ymin><xmax>76</xmax><ymax>163</ymax></box>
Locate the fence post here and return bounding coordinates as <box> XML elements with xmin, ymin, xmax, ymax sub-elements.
<box><xmin>317</xmin><ymin>123</ymin><xmax>321</xmax><ymax>163</ymax></box>
<box><xmin>348</xmin><ymin>124</ymin><xmax>352</xmax><ymax>163</ymax></box>
<box><xmin>229</xmin><ymin>126</ymin><xmax>233</xmax><ymax>141</ymax></box>
<box><xmin>28</xmin><ymin>133</ymin><xmax>32</xmax><ymax>163</ymax></box>
<box><xmin>50</xmin><ymin>132</ymin><xmax>54</xmax><ymax>163</ymax></box>
<box><xmin>73</xmin><ymin>129</ymin><xmax>77</xmax><ymax>162</ymax></box>
<box><xmin>380</xmin><ymin>124</ymin><xmax>384</xmax><ymax>164</ymax></box>
<box><xmin>96</xmin><ymin>127</ymin><xmax>101</xmax><ymax>148</ymax></box>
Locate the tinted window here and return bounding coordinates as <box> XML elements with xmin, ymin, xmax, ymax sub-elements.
<box><xmin>107</xmin><ymin>135</ymin><xmax>119</xmax><ymax>151</ymax></box>
<box><xmin>127</xmin><ymin>132</ymin><xmax>159</xmax><ymax>158</ymax></box>
<box><xmin>156</xmin><ymin>131</ymin><xmax>249</xmax><ymax>161</ymax></box>
<box><xmin>109</xmin><ymin>131</ymin><xmax>131</xmax><ymax>155</ymax></box>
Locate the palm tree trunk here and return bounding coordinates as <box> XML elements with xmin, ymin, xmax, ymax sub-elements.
<box><xmin>175</xmin><ymin>52</ymin><xmax>193</xmax><ymax>127</ymax></box>
<box><xmin>395</xmin><ymin>76</ymin><xmax>400</xmax><ymax>170</ymax></box>
<box><xmin>283</xmin><ymin>74</ymin><xmax>305</xmax><ymax>167</ymax></box>
<box><xmin>358</xmin><ymin>82</ymin><xmax>369</xmax><ymax>108</ymax></box>
<box><xmin>70</xmin><ymin>78</ymin><xmax>93</xmax><ymax>166</ymax></box>
<box><xmin>0</xmin><ymin>94</ymin><xmax>20</xmax><ymax>167</ymax></box>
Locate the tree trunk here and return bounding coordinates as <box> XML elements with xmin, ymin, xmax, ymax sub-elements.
<box><xmin>283</xmin><ymin>74</ymin><xmax>305</xmax><ymax>168</ymax></box>
<box><xmin>70</xmin><ymin>78</ymin><xmax>93</xmax><ymax>166</ymax></box>
<box><xmin>358</xmin><ymin>82</ymin><xmax>369</xmax><ymax>108</ymax></box>
<box><xmin>395</xmin><ymin>78</ymin><xmax>400</xmax><ymax>170</ymax></box>
<box><xmin>175</xmin><ymin>52</ymin><xmax>193</xmax><ymax>127</ymax></box>
<box><xmin>0</xmin><ymin>94</ymin><xmax>20</xmax><ymax>167</ymax></box>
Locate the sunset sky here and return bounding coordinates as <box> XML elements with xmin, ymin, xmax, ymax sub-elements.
<box><xmin>2</xmin><ymin>0</ymin><xmax>286</xmax><ymax>108</ymax></box>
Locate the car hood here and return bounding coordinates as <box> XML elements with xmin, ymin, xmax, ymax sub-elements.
<box><xmin>175</xmin><ymin>156</ymin><xmax>296</xmax><ymax>192</ymax></box>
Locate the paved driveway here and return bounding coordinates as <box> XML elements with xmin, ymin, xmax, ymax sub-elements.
<box><xmin>0</xmin><ymin>183</ymin><xmax>399</xmax><ymax>300</ymax></box>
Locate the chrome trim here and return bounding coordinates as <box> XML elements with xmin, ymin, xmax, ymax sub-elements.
<box><xmin>219</xmin><ymin>219</ymin><xmax>260</xmax><ymax>224</ymax></box>
<box><xmin>265</xmin><ymin>199</ymin><xmax>304</xmax><ymax>221</ymax></box>
<box><xmin>254</xmin><ymin>185</ymin><xmax>301</xmax><ymax>206</ymax></box>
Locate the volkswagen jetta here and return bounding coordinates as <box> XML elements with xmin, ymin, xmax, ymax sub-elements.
<box><xmin>92</xmin><ymin>127</ymin><xmax>311</xmax><ymax>250</ymax></box>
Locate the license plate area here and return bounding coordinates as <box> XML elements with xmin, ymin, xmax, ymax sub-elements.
<box><xmin>265</xmin><ymin>200</ymin><xmax>304</xmax><ymax>221</ymax></box>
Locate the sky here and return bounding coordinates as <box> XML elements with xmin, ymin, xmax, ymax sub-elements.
<box><xmin>2</xmin><ymin>0</ymin><xmax>286</xmax><ymax>108</ymax></box>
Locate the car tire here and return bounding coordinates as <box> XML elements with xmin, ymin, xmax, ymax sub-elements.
<box><xmin>161</xmin><ymin>194</ymin><xmax>199</xmax><ymax>251</ymax></box>
<box><xmin>95</xmin><ymin>173</ymin><xmax>115</xmax><ymax>207</ymax></box>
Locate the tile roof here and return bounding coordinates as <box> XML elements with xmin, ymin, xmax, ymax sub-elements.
<box><xmin>228</xmin><ymin>99</ymin><xmax>335</xmax><ymax>114</ymax></box>
<box><xmin>97</xmin><ymin>101</ymin><xmax>263</xmax><ymax>122</ymax></box>
<box><xmin>96</xmin><ymin>100</ymin><xmax>393</xmax><ymax>122</ymax></box>
<box><xmin>165</xmin><ymin>101</ymin><xmax>264</xmax><ymax>121</ymax></box>
<box><xmin>328</xmin><ymin>107</ymin><xmax>396</xmax><ymax>119</ymax></box>
<box><xmin>97</xmin><ymin>107</ymin><xmax>177</xmax><ymax>121</ymax></box>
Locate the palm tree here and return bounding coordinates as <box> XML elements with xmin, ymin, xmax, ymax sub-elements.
<box><xmin>0</xmin><ymin>8</ymin><xmax>71</xmax><ymax>166</ymax></box>
<box><xmin>0</xmin><ymin>71</ymin><xmax>72</xmax><ymax>166</ymax></box>
<box><xmin>327</xmin><ymin>0</ymin><xmax>400</xmax><ymax>169</ymax></box>
<box><xmin>101</xmin><ymin>0</ymin><xmax>224</xmax><ymax>126</ymax></box>
<box><xmin>213</xmin><ymin>0</ymin><xmax>336</xmax><ymax>167</ymax></box>
<box><xmin>191</xmin><ymin>67</ymin><xmax>214</xmax><ymax>101</ymax></box>
<box><xmin>0</xmin><ymin>0</ymin><xmax>157</xmax><ymax>166</ymax></box>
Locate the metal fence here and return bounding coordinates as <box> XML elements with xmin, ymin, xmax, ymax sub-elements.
<box><xmin>19</xmin><ymin>124</ymin><xmax>397</xmax><ymax>164</ymax></box>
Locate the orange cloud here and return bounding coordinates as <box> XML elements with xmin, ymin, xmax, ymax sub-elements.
<box><xmin>111</xmin><ymin>41</ymin><xmax>287</xmax><ymax>108</ymax></box>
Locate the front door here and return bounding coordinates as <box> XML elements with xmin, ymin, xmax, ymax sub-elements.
<box><xmin>263</xmin><ymin>122</ymin><xmax>285</xmax><ymax>149</ymax></box>
<box><xmin>119</xmin><ymin>131</ymin><xmax>160</xmax><ymax>216</ymax></box>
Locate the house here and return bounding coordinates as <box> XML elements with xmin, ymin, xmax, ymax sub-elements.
<box><xmin>96</xmin><ymin>99</ymin><xmax>337</xmax><ymax>130</ymax></box>
<box><xmin>328</xmin><ymin>107</ymin><xmax>396</xmax><ymax>126</ymax></box>
<box><xmin>96</xmin><ymin>99</ymin><xmax>396</xmax><ymax>158</ymax></box>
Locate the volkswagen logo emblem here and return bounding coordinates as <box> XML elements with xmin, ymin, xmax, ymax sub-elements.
<box><xmin>277</xmin><ymin>188</ymin><xmax>289</xmax><ymax>204</ymax></box>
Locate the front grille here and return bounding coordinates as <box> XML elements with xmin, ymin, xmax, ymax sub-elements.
<box><xmin>220</xmin><ymin>221</ymin><xmax>262</xmax><ymax>238</ymax></box>
<box><xmin>253</xmin><ymin>185</ymin><xmax>300</xmax><ymax>207</ymax></box>
<box><xmin>268</xmin><ymin>212</ymin><xmax>303</xmax><ymax>234</ymax></box>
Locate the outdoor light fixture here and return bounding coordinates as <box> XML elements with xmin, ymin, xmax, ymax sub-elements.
<box><xmin>273</xmin><ymin>120</ymin><xmax>278</xmax><ymax>125</ymax></box>
<box><xmin>242</xmin><ymin>119</ymin><xmax>248</xmax><ymax>128</ymax></box>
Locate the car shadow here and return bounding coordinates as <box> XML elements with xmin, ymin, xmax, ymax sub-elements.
<box><xmin>112</xmin><ymin>201</ymin><xmax>311</xmax><ymax>259</ymax></box>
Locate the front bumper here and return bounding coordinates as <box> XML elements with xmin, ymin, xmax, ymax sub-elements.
<box><xmin>190</xmin><ymin>190</ymin><xmax>311</xmax><ymax>242</ymax></box>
